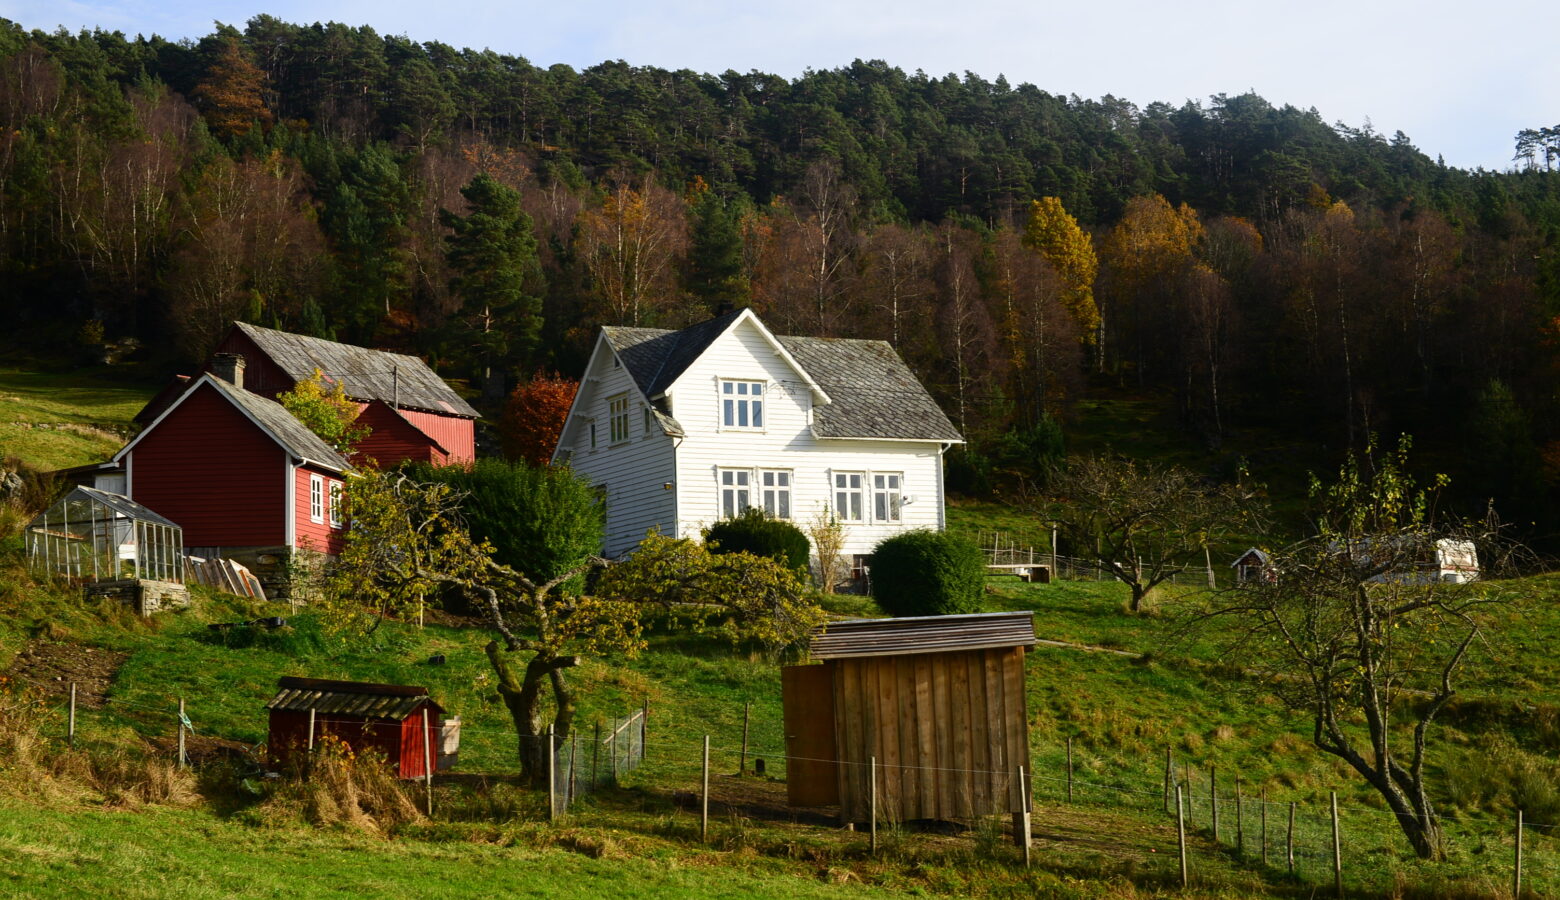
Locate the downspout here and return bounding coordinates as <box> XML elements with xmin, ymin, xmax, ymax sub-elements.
<box><xmin>936</xmin><ymin>442</ymin><xmax>950</xmax><ymax>532</ymax></box>
<box><xmin>670</xmin><ymin>435</ymin><xmax>683</xmax><ymax>540</ymax></box>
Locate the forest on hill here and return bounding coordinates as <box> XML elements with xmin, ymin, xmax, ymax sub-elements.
<box><xmin>2</xmin><ymin>16</ymin><xmax>1560</xmax><ymax>537</ymax></box>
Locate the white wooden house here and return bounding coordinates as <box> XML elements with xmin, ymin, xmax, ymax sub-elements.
<box><xmin>553</xmin><ymin>309</ymin><xmax>965</xmax><ymax>563</ymax></box>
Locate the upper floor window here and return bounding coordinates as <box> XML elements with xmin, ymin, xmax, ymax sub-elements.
<box><xmin>609</xmin><ymin>395</ymin><xmax>631</xmax><ymax>443</ymax></box>
<box><xmin>721</xmin><ymin>380</ymin><xmax>764</xmax><ymax>429</ymax></box>
<box><xmin>833</xmin><ymin>472</ymin><xmax>864</xmax><ymax>522</ymax></box>
<box><xmin>309</xmin><ymin>474</ymin><xmax>324</xmax><ymax>524</ymax></box>
<box><xmin>761</xmin><ymin>470</ymin><xmax>792</xmax><ymax>519</ymax></box>
<box><xmin>643</xmin><ymin>406</ymin><xmax>654</xmax><ymax>434</ymax></box>
<box><xmin>328</xmin><ymin>481</ymin><xmax>344</xmax><ymax>529</ymax></box>
<box><xmin>589</xmin><ymin>421</ymin><xmax>597</xmax><ymax>449</ymax></box>
<box><xmin>719</xmin><ymin>468</ymin><xmax>752</xmax><ymax>518</ymax></box>
<box><xmin>873</xmin><ymin>473</ymin><xmax>903</xmax><ymax>523</ymax></box>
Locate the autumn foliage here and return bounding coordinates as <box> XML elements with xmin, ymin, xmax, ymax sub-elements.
<box><xmin>499</xmin><ymin>373</ymin><xmax>579</xmax><ymax>466</ymax></box>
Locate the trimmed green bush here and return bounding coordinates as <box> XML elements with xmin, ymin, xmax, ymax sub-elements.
<box><xmin>869</xmin><ymin>529</ymin><xmax>985</xmax><ymax>617</ymax></box>
<box><xmin>704</xmin><ymin>508</ymin><xmax>811</xmax><ymax>573</ymax></box>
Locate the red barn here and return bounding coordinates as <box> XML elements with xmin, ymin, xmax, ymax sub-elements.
<box><xmin>135</xmin><ymin>322</ymin><xmax>478</xmax><ymax>464</ymax></box>
<box><xmin>102</xmin><ymin>364</ymin><xmax>351</xmax><ymax>592</ymax></box>
<box><xmin>266</xmin><ymin>677</ymin><xmax>444</xmax><ymax>780</ymax></box>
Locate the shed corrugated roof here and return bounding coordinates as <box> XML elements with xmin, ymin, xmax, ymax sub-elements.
<box><xmin>600</xmin><ymin>312</ymin><xmax>962</xmax><ymax>443</ymax></box>
<box><xmin>809</xmin><ymin>611</ymin><xmax>1036</xmax><ymax>659</ymax></box>
<box><xmin>265</xmin><ymin>677</ymin><xmax>441</xmax><ymax>720</ymax></box>
<box><xmin>234</xmin><ymin>322</ymin><xmax>479</xmax><ymax>418</ymax></box>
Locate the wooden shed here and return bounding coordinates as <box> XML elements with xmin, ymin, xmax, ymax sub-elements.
<box><xmin>781</xmin><ymin>612</ymin><xmax>1036</xmax><ymax>825</ymax></box>
<box><xmin>266</xmin><ymin>677</ymin><xmax>446</xmax><ymax>779</ymax></box>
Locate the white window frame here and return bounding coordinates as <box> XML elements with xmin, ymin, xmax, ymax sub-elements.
<box><xmin>761</xmin><ymin>469</ymin><xmax>793</xmax><ymax>520</ymax></box>
<box><xmin>833</xmin><ymin>471</ymin><xmax>865</xmax><ymax>523</ymax></box>
<box><xmin>309</xmin><ymin>474</ymin><xmax>324</xmax><ymax>524</ymax></box>
<box><xmin>872</xmin><ymin>472</ymin><xmax>904</xmax><ymax>524</ymax></box>
<box><xmin>608</xmin><ymin>394</ymin><xmax>630</xmax><ymax>444</ymax></box>
<box><xmin>720</xmin><ymin>379</ymin><xmax>765</xmax><ymax>430</ymax></box>
<box><xmin>643</xmin><ymin>405</ymin><xmax>653</xmax><ymax>435</ymax></box>
<box><xmin>719</xmin><ymin>468</ymin><xmax>753</xmax><ymax>519</ymax></box>
<box><xmin>328</xmin><ymin>480</ymin><xmax>343</xmax><ymax>529</ymax></box>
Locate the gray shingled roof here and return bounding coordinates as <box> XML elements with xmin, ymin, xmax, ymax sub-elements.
<box><xmin>234</xmin><ymin>322</ymin><xmax>478</xmax><ymax>418</ymax></box>
<box><xmin>204</xmin><ymin>376</ymin><xmax>351</xmax><ymax>471</ymax></box>
<box><xmin>600</xmin><ymin>313</ymin><xmax>962</xmax><ymax>443</ymax></box>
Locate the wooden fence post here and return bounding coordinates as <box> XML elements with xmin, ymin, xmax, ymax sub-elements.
<box><xmin>307</xmin><ymin>708</ymin><xmax>316</xmax><ymax>751</ymax></box>
<box><xmin>700</xmin><ymin>735</ymin><xmax>710</xmax><ymax>843</ymax></box>
<box><xmin>1330</xmin><ymin>792</ymin><xmax>1343</xmax><ymax>898</ymax></box>
<box><xmin>570</xmin><ymin>731</ymin><xmax>578</xmax><ymax>805</ymax></box>
<box><xmin>1515</xmin><ymin>808</ymin><xmax>1524</xmax><ymax>900</ymax></box>
<box><xmin>1261</xmin><ymin>789</ymin><xmax>1268</xmax><ymax>866</ymax></box>
<box><xmin>1287</xmin><ymin>801</ymin><xmax>1296</xmax><ymax>875</ymax></box>
<box><xmin>1163</xmin><ymin>747</ymin><xmax>1172</xmax><ymax>815</ymax></box>
<box><xmin>546</xmin><ymin>723</ymin><xmax>557</xmax><ymax>822</ymax></box>
<box><xmin>1184</xmin><ymin>764</ymin><xmax>1193</xmax><ymax>827</ymax></box>
<box><xmin>1015</xmin><ymin>766</ymin><xmax>1032</xmax><ymax>864</ymax></box>
<box><xmin>1176</xmin><ymin>784</ymin><xmax>1188</xmax><ymax>888</ymax></box>
<box><xmin>740</xmin><ymin>702</ymin><xmax>751</xmax><ymax>777</ymax></box>
<box><xmin>1066</xmin><ymin>736</ymin><xmax>1074</xmax><ymax>803</ymax></box>
<box><xmin>1210</xmin><ymin>765</ymin><xmax>1219</xmax><ymax>842</ymax></box>
<box><xmin>592</xmin><ymin>721</ymin><xmax>600</xmax><ymax>789</ymax></box>
<box><xmin>609</xmin><ymin>716</ymin><xmax>618</xmax><ymax>784</ymax></box>
<box><xmin>1235</xmin><ymin>776</ymin><xmax>1244</xmax><ymax>856</ymax></box>
<box><xmin>641</xmin><ymin>698</ymin><xmax>649</xmax><ymax>763</ymax></box>
<box><xmin>68</xmin><ymin>683</ymin><xmax>76</xmax><ymax>749</ymax></box>
<box><xmin>869</xmin><ymin>756</ymin><xmax>879</xmax><ymax>856</ymax></box>
<box><xmin>177</xmin><ymin>697</ymin><xmax>187</xmax><ymax>770</ymax></box>
<box><xmin>424</xmin><ymin>713</ymin><xmax>435</xmax><ymax>817</ymax></box>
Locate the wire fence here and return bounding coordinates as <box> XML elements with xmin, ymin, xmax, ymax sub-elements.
<box><xmin>11</xmin><ymin>682</ymin><xmax>1558</xmax><ymax>896</ymax></box>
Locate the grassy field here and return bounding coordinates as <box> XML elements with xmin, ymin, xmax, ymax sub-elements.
<box><xmin>0</xmin><ymin>366</ymin><xmax>156</xmax><ymax>471</ymax></box>
<box><xmin>3</xmin><ymin>551</ymin><xmax>1556</xmax><ymax>898</ymax></box>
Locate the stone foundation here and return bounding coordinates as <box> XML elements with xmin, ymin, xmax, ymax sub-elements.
<box><xmin>84</xmin><ymin>579</ymin><xmax>191</xmax><ymax>615</ymax></box>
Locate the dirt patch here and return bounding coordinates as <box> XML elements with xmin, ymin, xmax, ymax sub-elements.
<box><xmin>144</xmin><ymin>733</ymin><xmax>257</xmax><ymax>767</ymax></box>
<box><xmin>6</xmin><ymin>640</ymin><xmax>128</xmax><ymax>708</ymax></box>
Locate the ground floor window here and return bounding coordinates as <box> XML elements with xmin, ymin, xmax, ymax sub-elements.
<box><xmin>833</xmin><ymin>472</ymin><xmax>864</xmax><ymax>522</ymax></box>
<box><xmin>872</xmin><ymin>473</ymin><xmax>903</xmax><ymax>523</ymax></box>
<box><xmin>719</xmin><ymin>468</ymin><xmax>752</xmax><ymax>518</ymax></box>
<box><xmin>761</xmin><ymin>470</ymin><xmax>792</xmax><ymax>519</ymax></box>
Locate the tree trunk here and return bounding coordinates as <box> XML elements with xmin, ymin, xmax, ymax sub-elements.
<box><xmin>485</xmin><ymin>640</ymin><xmax>575</xmax><ymax>786</ymax></box>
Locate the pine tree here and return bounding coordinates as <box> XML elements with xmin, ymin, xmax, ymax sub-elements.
<box><xmin>686</xmin><ymin>190</ymin><xmax>748</xmax><ymax>316</ymax></box>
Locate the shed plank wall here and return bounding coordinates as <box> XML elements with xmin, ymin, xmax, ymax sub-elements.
<box><xmin>832</xmin><ymin>647</ymin><xmax>1028</xmax><ymax>821</ymax></box>
<box><xmin>129</xmin><ymin>384</ymin><xmax>287</xmax><ymax>547</ymax></box>
<box><xmin>352</xmin><ymin>402</ymin><xmax>446</xmax><ymax>468</ymax></box>
<box><xmin>398</xmin><ymin>409</ymin><xmax>474</xmax><ymax>463</ymax></box>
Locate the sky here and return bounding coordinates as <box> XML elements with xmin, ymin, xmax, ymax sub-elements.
<box><xmin>2</xmin><ymin>0</ymin><xmax>1555</xmax><ymax>171</ymax></box>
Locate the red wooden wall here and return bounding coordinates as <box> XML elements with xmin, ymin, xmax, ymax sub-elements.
<box><xmin>129</xmin><ymin>384</ymin><xmax>287</xmax><ymax>548</ymax></box>
<box><xmin>351</xmin><ymin>402</ymin><xmax>448</xmax><ymax>469</ymax></box>
<box><xmin>293</xmin><ymin>464</ymin><xmax>345</xmax><ymax>555</ymax></box>
<box><xmin>268</xmin><ymin>704</ymin><xmax>439</xmax><ymax>779</ymax></box>
<box><xmin>399</xmin><ymin>408</ymin><xmax>474</xmax><ymax>463</ymax></box>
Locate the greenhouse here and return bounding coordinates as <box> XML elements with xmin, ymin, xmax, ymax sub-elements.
<box><xmin>26</xmin><ymin>486</ymin><xmax>184</xmax><ymax>584</ymax></box>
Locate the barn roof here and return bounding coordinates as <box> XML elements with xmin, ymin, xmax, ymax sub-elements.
<box><xmin>266</xmin><ymin>676</ymin><xmax>442</xmax><ymax>720</ymax></box>
<box><xmin>810</xmin><ymin>611</ymin><xmax>1036</xmax><ymax>659</ymax></box>
<box><xmin>600</xmin><ymin>311</ymin><xmax>962</xmax><ymax>443</ymax></box>
<box><xmin>233</xmin><ymin>322</ymin><xmax>479</xmax><ymax>418</ymax></box>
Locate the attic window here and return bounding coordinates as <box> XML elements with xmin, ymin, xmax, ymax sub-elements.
<box><xmin>609</xmin><ymin>395</ymin><xmax>630</xmax><ymax>443</ymax></box>
<box><xmin>721</xmin><ymin>380</ymin><xmax>764</xmax><ymax>429</ymax></box>
<box><xmin>643</xmin><ymin>406</ymin><xmax>653</xmax><ymax>434</ymax></box>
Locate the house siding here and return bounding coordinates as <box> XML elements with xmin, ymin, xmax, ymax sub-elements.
<box><xmin>565</xmin><ymin>351</ymin><xmax>677</xmax><ymax>557</ymax></box>
<box><xmin>294</xmin><ymin>464</ymin><xmax>345</xmax><ymax>555</ymax></box>
<box><xmin>398</xmin><ymin>408</ymin><xmax>475</xmax><ymax>463</ymax></box>
<box><xmin>352</xmin><ymin>402</ymin><xmax>448</xmax><ymax>468</ymax></box>
<box><xmin>128</xmin><ymin>383</ymin><xmax>288</xmax><ymax>547</ymax></box>
<box><xmin>667</xmin><ymin>320</ymin><xmax>946</xmax><ymax>557</ymax></box>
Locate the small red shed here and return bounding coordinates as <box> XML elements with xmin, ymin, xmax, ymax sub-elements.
<box><xmin>266</xmin><ymin>677</ymin><xmax>444</xmax><ymax>779</ymax></box>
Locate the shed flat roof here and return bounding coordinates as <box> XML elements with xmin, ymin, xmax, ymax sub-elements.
<box><xmin>266</xmin><ymin>676</ymin><xmax>442</xmax><ymax>720</ymax></box>
<box><xmin>809</xmin><ymin>611</ymin><xmax>1037</xmax><ymax>659</ymax></box>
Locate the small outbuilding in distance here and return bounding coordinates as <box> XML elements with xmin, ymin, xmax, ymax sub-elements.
<box><xmin>265</xmin><ymin>677</ymin><xmax>456</xmax><ymax>779</ymax></box>
<box><xmin>781</xmin><ymin>611</ymin><xmax>1037</xmax><ymax>839</ymax></box>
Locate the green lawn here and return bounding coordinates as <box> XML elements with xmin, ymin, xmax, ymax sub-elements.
<box><xmin>0</xmin><ymin>366</ymin><xmax>155</xmax><ymax>470</ymax></box>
